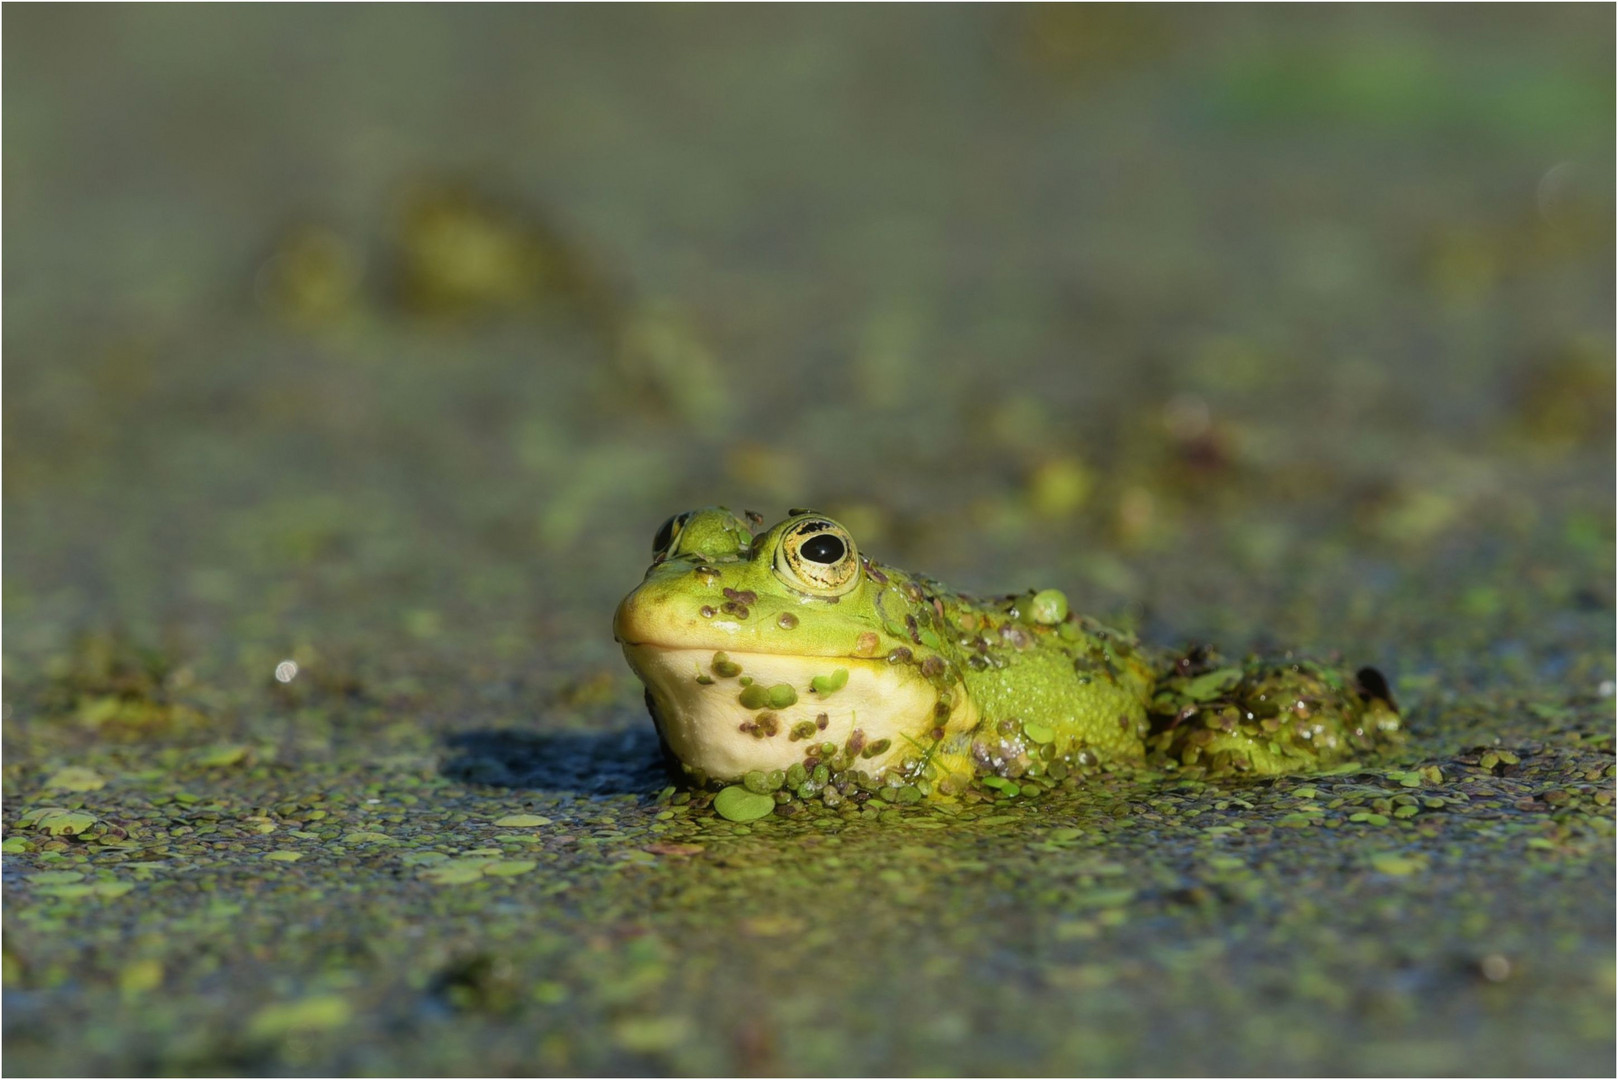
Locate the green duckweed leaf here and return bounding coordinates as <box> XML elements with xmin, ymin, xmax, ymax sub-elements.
<box><xmin>1030</xmin><ymin>589</ymin><xmax>1069</xmax><ymax>625</ymax></box>
<box><xmin>195</xmin><ymin>745</ymin><xmax>249</xmax><ymax>768</ymax></box>
<box><xmin>44</xmin><ymin>767</ymin><xmax>106</xmax><ymax>792</ymax></box>
<box><xmin>713</xmin><ymin>786</ymin><xmax>775</xmax><ymax>822</ymax></box>
<box><xmin>422</xmin><ymin>860</ymin><xmax>490</xmax><ymax>885</ymax></box>
<box><xmin>492</xmin><ymin>814</ymin><xmax>551</xmax><ymax>828</ymax></box>
<box><xmin>482</xmin><ymin>860</ymin><xmax>537</xmax><ymax>877</ymax></box>
<box><xmin>810</xmin><ymin>669</ymin><xmax>849</xmax><ymax>696</ymax></box>
<box><xmin>20</xmin><ymin>808</ymin><xmax>98</xmax><ymax>836</ymax></box>
<box><xmin>1370</xmin><ymin>852</ymin><xmax>1427</xmax><ymax>876</ymax></box>
<box><xmin>248</xmin><ymin>995</ymin><xmax>352</xmax><ymax>1039</ymax></box>
<box><xmin>38</xmin><ymin>883</ymin><xmax>100</xmax><ymax>899</ymax></box>
<box><xmin>1181</xmin><ymin>668</ymin><xmax>1243</xmax><ymax>701</ymax></box>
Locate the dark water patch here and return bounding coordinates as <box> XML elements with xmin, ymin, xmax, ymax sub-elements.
<box><xmin>440</xmin><ymin>726</ymin><xmax>669</xmax><ymax>795</ymax></box>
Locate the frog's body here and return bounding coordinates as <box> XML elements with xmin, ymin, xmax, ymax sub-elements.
<box><xmin>614</xmin><ymin>508</ymin><xmax>1401</xmax><ymax>796</ymax></box>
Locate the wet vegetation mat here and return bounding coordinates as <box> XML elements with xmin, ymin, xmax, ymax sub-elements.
<box><xmin>4</xmin><ymin>7</ymin><xmax>1613</xmax><ymax>1076</ymax></box>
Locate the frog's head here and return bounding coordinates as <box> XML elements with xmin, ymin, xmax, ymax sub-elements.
<box><xmin>614</xmin><ymin>508</ymin><xmax>975</xmax><ymax>782</ymax></box>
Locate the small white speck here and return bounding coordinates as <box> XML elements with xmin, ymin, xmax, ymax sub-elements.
<box><xmin>1599</xmin><ymin>681</ymin><xmax>1614</xmax><ymax>699</ymax></box>
<box><xmin>366</xmin><ymin>798</ymin><xmax>381</xmax><ymax>804</ymax></box>
<box><xmin>1536</xmin><ymin>161</ymin><xmax>1576</xmax><ymax>221</ymax></box>
<box><xmin>274</xmin><ymin>660</ymin><xmax>299</xmax><ymax>683</ymax></box>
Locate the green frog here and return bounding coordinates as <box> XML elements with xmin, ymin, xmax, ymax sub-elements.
<box><xmin>614</xmin><ymin>507</ymin><xmax>1402</xmax><ymax>798</ymax></box>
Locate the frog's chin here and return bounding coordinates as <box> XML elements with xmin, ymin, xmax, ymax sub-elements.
<box><xmin>622</xmin><ymin>644</ymin><xmax>974</xmax><ymax>781</ymax></box>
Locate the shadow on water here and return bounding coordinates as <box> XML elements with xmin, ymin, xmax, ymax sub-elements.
<box><xmin>440</xmin><ymin>725</ymin><xmax>670</xmax><ymax>796</ymax></box>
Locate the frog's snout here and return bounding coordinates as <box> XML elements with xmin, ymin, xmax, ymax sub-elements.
<box><xmin>611</xmin><ymin>588</ymin><xmax>649</xmax><ymax>646</ymax></box>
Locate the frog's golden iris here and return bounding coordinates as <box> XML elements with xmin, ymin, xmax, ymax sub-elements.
<box><xmin>774</xmin><ymin>518</ymin><xmax>860</xmax><ymax>595</ymax></box>
<box><xmin>615</xmin><ymin>507</ymin><xmax>1402</xmax><ymax>796</ymax></box>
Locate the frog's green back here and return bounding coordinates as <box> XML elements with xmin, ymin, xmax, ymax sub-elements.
<box><xmin>960</xmin><ymin>644</ymin><xmax>1152</xmax><ymax>756</ymax></box>
<box><xmin>887</xmin><ymin>580</ymin><xmax>1158</xmax><ymax>789</ymax></box>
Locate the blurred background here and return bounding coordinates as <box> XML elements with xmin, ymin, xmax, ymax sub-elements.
<box><xmin>5</xmin><ymin>6</ymin><xmax>1612</xmax><ymax>685</ymax></box>
<box><xmin>3</xmin><ymin>6</ymin><xmax>1613</xmax><ymax>1076</ymax></box>
<box><xmin>6</xmin><ymin>6</ymin><xmax>1611</xmax><ymax>683</ymax></box>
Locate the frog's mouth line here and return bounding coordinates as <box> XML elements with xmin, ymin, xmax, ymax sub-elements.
<box><xmin>620</xmin><ymin>644</ymin><xmax>948</xmax><ymax>781</ymax></box>
<box><xmin>615</xmin><ymin>639</ymin><xmax>874</xmax><ymax>663</ymax></box>
<box><xmin>611</xmin><ymin>592</ymin><xmax>885</xmax><ymax>663</ymax></box>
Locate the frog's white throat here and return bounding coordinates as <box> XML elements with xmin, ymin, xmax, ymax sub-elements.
<box><xmin>621</xmin><ymin>645</ymin><xmax>972</xmax><ymax>781</ymax></box>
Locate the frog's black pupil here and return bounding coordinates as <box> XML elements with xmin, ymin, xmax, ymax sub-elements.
<box><xmin>801</xmin><ymin>533</ymin><xmax>845</xmax><ymax>564</ymax></box>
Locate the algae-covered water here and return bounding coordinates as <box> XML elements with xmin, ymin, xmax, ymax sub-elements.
<box><xmin>4</xmin><ymin>7</ymin><xmax>1614</xmax><ymax>1076</ymax></box>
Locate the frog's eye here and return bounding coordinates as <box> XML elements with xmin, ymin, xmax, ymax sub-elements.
<box><xmin>652</xmin><ymin>512</ymin><xmax>689</xmax><ymax>557</ymax></box>
<box><xmin>774</xmin><ymin>518</ymin><xmax>860</xmax><ymax>596</ymax></box>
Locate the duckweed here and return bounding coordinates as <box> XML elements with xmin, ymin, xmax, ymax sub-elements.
<box><xmin>712</xmin><ymin>786</ymin><xmax>777</xmax><ymax>822</ymax></box>
<box><xmin>1029</xmin><ymin>589</ymin><xmax>1069</xmax><ymax>625</ymax></box>
<box><xmin>810</xmin><ymin>669</ymin><xmax>849</xmax><ymax>695</ymax></box>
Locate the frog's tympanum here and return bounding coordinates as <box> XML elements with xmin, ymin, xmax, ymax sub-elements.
<box><xmin>614</xmin><ymin>508</ymin><xmax>1402</xmax><ymax>799</ymax></box>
